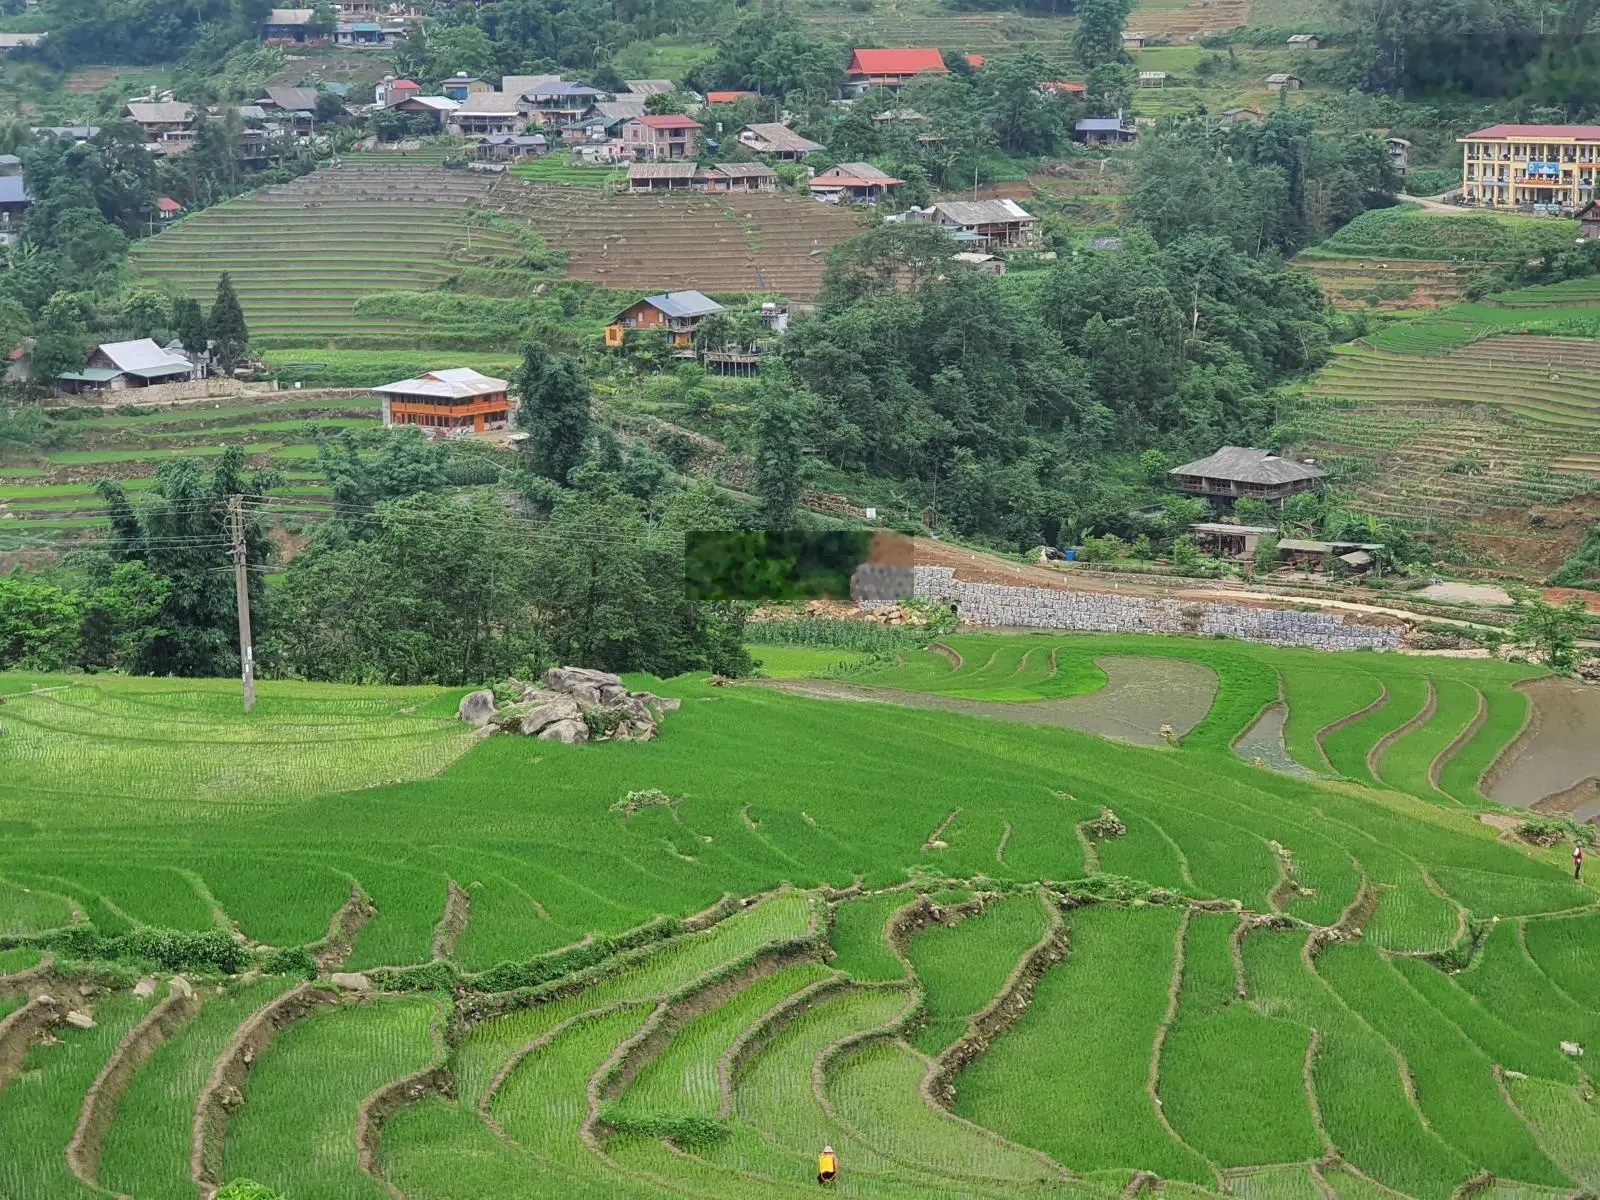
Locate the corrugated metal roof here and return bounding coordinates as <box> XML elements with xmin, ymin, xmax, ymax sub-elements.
<box><xmin>624</xmin><ymin>79</ymin><xmax>676</xmax><ymax>96</ymax></box>
<box><xmin>264</xmin><ymin>8</ymin><xmax>315</xmax><ymax>23</ymax></box>
<box><xmin>1464</xmin><ymin>124</ymin><xmax>1600</xmax><ymax>140</ymax></box>
<box><xmin>59</xmin><ymin>368</ymin><xmax>123</xmax><ymax>383</ymax></box>
<box><xmin>262</xmin><ymin>86</ymin><xmax>318</xmax><ymax>111</ymax></box>
<box><xmin>1277</xmin><ymin>538</ymin><xmax>1331</xmax><ymax>553</ymax></box>
<box><xmin>644</xmin><ymin>291</ymin><xmax>725</xmax><ymax>318</ymax></box>
<box><xmin>1170</xmin><ymin>446</ymin><xmax>1324</xmax><ymax>485</ymax></box>
<box><xmin>1076</xmin><ymin>117</ymin><xmax>1127</xmax><ymax>131</ymax></box>
<box><xmin>738</xmin><ymin>123</ymin><xmax>823</xmax><ymax>153</ymax></box>
<box><xmin>125</xmin><ymin>102</ymin><xmax>195</xmax><ymax>124</ymax></box>
<box><xmin>628</xmin><ymin>162</ymin><xmax>696</xmax><ymax>179</ymax></box>
<box><xmin>455</xmin><ymin>91</ymin><xmax>525</xmax><ymax>115</ymax></box>
<box><xmin>710</xmin><ymin>162</ymin><xmax>776</xmax><ymax>178</ymax></box>
<box><xmin>95</xmin><ymin>338</ymin><xmax>193</xmax><ymax>375</ymax></box>
<box><xmin>847</xmin><ymin>48</ymin><xmax>947</xmax><ymax>76</ymax></box>
<box><xmin>636</xmin><ymin>114</ymin><xmax>701</xmax><ymax>129</ymax></box>
<box><xmin>815</xmin><ymin>162</ymin><xmax>900</xmax><ymax>183</ymax></box>
<box><xmin>933</xmin><ymin>199</ymin><xmax>1035</xmax><ymax>225</ymax></box>
<box><xmin>374</xmin><ymin>367</ymin><xmax>508</xmax><ymax>399</ymax></box>
<box><xmin>0</xmin><ymin>177</ymin><xmax>30</xmax><ymax>205</ymax></box>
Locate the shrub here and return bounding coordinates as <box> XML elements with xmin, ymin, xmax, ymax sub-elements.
<box><xmin>260</xmin><ymin>946</ymin><xmax>318</xmax><ymax>978</ymax></box>
<box><xmin>216</xmin><ymin>1182</ymin><xmax>291</xmax><ymax>1200</ymax></box>
<box><xmin>1516</xmin><ymin>816</ymin><xmax>1597</xmax><ymax>848</ymax></box>
<box><xmin>599</xmin><ymin>1104</ymin><xmax>730</xmax><ymax>1148</ymax></box>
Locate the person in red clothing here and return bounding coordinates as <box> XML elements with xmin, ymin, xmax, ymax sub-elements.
<box><xmin>1576</xmin><ymin>843</ymin><xmax>1585</xmax><ymax>881</ymax></box>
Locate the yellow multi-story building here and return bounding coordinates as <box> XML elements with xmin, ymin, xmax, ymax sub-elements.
<box><xmin>1459</xmin><ymin>123</ymin><xmax>1600</xmax><ymax>211</ymax></box>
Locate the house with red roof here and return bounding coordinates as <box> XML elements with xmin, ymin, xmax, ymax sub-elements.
<box><xmin>843</xmin><ymin>48</ymin><xmax>947</xmax><ymax>97</ymax></box>
<box><xmin>622</xmin><ymin>113</ymin><xmax>703</xmax><ymax>160</ymax></box>
<box><xmin>809</xmin><ymin>161</ymin><xmax>903</xmax><ymax>204</ymax></box>
<box><xmin>1458</xmin><ymin>122</ymin><xmax>1600</xmax><ymax>210</ymax></box>
<box><xmin>705</xmin><ymin>90</ymin><xmax>758</xmax><ymax>104</ymax></box>
<box><xmin>154</xmin><ymin>196</ymin><xmax>183</xmax><ymax>223</ymax></box>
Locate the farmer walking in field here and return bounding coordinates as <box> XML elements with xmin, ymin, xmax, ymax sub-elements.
<box><xmin>1576</xmin><ymin>843</ymin><xmax>1585</xmax><ymax>881</ymax></box>
<box><xmin>817</xmin><ymin>1144</ymin><xmax>838</xmax><ymax>1186</ymax></box>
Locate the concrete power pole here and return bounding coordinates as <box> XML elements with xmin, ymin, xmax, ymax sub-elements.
<box><xmin>227</xmin><ymin>494</ymin><xmax>256</xmax><ymax>713</ymax></box>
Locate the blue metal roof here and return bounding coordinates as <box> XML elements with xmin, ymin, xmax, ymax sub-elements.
<box><xmin>645</xmin><ymin>290</ymin><xmax>726</xmax><ymax>319</ymax></box>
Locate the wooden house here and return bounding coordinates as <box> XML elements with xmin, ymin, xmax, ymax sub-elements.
<box><xmin>1187</xmin><ymin>522</ymin><xmax>1279</xmax><ymax>558</ymax></box>
<box><xmin>1265</xmin><ymin>72</ymin><xmax>1303</xmax><ymax>91</ymax></box>
<box><xmin>261</xmin><ymin>8</ymin><xmax>323</xmax><ymax>42</ymax></box>
<box><xmin>1074</xmin><ymin>117</ymin><xmax>1137</xmax><ymax>145</ymax></box>
<box><xmin>57</xmin><ymin>339</ymin><xmax>195</xmax><ymax>393</ymax></box>
<box><xmin>737</xmin><ymin>122</ymin><xmax>823</xmax><ymax>161</ymax></box>
<box><xmin>809</xmin><ymin>162</ymin><xmax>902</xmax><ymax>204</ymax></box>
<box><xmin>374</xmin><ymin>368</ymin><xmax>515</xmax><ymax>433</ymax></box>
<box><xmin>1169</xmin><ymin>446</ymin><xmax>1323</xmax><ymax>504</ymax></box>
<box><xmin>0</xmin><ymin>175</ymin><xmax>31</xmax><ymax>242</ymax></box>
<box><xmin>449</xmin><ymin>91</ymin><xmax>526</xmax><ymax>136</ymax></box>
<box><xmin>1286</xmin><ymin>33</ymin><xmax>1321</xmax><ymax>47</ymax></box>
<box><xmin>929</xmin><ymin>199</ymin><xmax>1038</xmax><ymax>249</ymax></box>
<box><xmin>124</xmin><ymin>100</ymin><xmax>196</xmax><ymax>139</ymax></box>
<box><xmin>605</xmin><ymin>291</ymin><xmax>726</xmax><ymax>350</ymax></box>
<box><xmin>628</xmin><ymin>162</ymin><xmax>697</xmax><ymax>192</ymax></box>
<box><xmin>700</xmin><ymin>162</ymin><xmax>778</xmax><ymax>192</ymax></box>
<box><xmin>1579</xmin><ymin>198</ymin><xmax>1600</xmax><ymax>240</ymax></box>
<box><xmin>1122</xmin><ymin>30</ymin><xmax>1148</xmax><ymax>47</ymax></box>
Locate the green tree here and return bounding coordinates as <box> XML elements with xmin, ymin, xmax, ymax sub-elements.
<box><xmin>1254</xmin><ymin>534</ymin><xmax>1280</xmax><ymax>575</ymax></box>
<box><xmin>30</xmin><ymin>289</ymin><xmax>94</xmax><ymax>385</ymax></box>
<box><xmin>514</xmin><ymin>342</ymin><xmax>591</xmax><ymax>484</ymax></box>
<box><xmin>1075</xmin><ymin>0</ymin><xmax>1132</xmax><ymax>69</ymax></box>
<box><xmin>317</xmin><ymin>427</ymin><xmax>448</xmax><ymax>538</ymax></box>
<box><xmin>208</xmin><ymin>273</ymin><xmax>248</xmax><ymax>375</ymax></box>
<box><xmin>173</xmin><ymin>296</ymin><xmax>208</xmax><ymax>360</ymax></box>
<box><xmin>1233</xmin><ymin>497</ymin><xmax>1275</xmax><ymax>525</ymax></box>
<box><xmin>1509</xmin><ymin>592</ymin><xmax>1589</xmax><ymax>671</ymax></box>
<box><xmin>0</xmin><ymin>574</ymin><xmax>82</xmax><ymax>669</ymax></box>
<box><xmin>96</xmin><ymin>447</ymin><xmax>275</xmax><ymax>677</ymax></box>
<box><xmin>753</xmin><ymin>375</ymin><xmax>810</xmax><ymax>528</ymax></box>
<box><xmin>120</xmin><ymin>288</ymin><xmax>171</xmax><ymax>341</ymax></box>
<box><xmin>75</xmin><ymin>559</ymin><xmax>169</xmax><ymax>672</ymax></box>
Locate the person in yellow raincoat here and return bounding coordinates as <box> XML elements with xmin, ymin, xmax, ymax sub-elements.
<box><xmin>817</xmin><ymin>1144</ymin><xmax>839</xmax><ymax>1185</ymax></box>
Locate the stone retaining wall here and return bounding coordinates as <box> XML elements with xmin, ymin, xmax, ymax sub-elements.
<box><xmin>906</xmin><ymin>567</ymin><xmax>1404</xmax><ymax>652</ymax></box>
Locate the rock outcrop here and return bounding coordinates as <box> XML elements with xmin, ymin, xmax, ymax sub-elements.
<box><xmin>458</xmin><ymin>667</ymin><xmax>680</xmax><ymax>743</ymax></box>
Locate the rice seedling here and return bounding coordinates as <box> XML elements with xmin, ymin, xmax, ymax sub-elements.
<box><xmin>224</xmin><ymin>995</ymin><xmax>443</xmax><ymax>1199</ymax></box>
<box><xmin>1456</xmin><ymin>921</ymin><xmax>1600</xmax><ymax>1052</ymax></box>
<box><xmin>0</xmin><ymin>877</ymin><xmax>75</xmax><ymax>934</ymax></box>
<box><xmin>1160</xmin><ymin>916</ymin><xmax>1322</xmax><ymax>1168</ymax></box>
<box><xmin>955</xmin><ymin>904</ymin><xmax>1213</xmax><ymax>1183</ymax></box>
<box><xmin>493</xmin><ymin>1004</ymin><xmax>651</xmax><ymax>1166</ymax></box>
<box><xmin>382</xmin><ymin>1096</ymin><xmax>670</xmax><ymax>1199</ymax></box>
<box><xmin>1241</xmin><ymin>930</ymin><xmax>1473</xmax><ymax>1200</ymax></box>
<box><xmin>1503</xmin><ymin>1077</ymin><xmax>1600</xmax><ymax>1191</ymax></box>
<box><xmin>905</xmin><ymin>890</ymin><xmax>1052</xmax><ymax>1055</ymax></box>
<box><xmin>1321</xmin><ymin>674</ymin><xmax>1431</xmax><ymax>786</ymax></box>
<box><xmin>1375</xmin><ymin>678</ymin><xmax>1481</xmax><ymax>803</ymax></box>
<box><xmin>1315</xmin><ymin>941</ymin><xmax>1568</xmax><ymax>1185</ymax></box>
<box><xmin>614</xmin><ymin>962</ymin><xmax>834</xmax><ymax>1120</ymax></box>
<box><xmin>0</xmin><ymin>946</ymin><xmax>44</xmax><ymax>973</ymax></box>
<box><xmin>1385</xmin><ymin>955</ymin><xmax>1578</xmax><ymax>1082</ymax></box>
<box><xmin>1093</xmin><ymin>814</ymin><xmax>1189</xmax><ymax>891</ymax></box>
<box><xmin>825</xmin><ymin>1039</ymin><xmax>1063</xmax><ymax>1183</ymax></box>
<box><xmin>1437</xmin><ymin>685</ymin><xmax>1528</xmax><ymax>806</ymax></box>
<box><xmin>829</xmin><ymin>892</ymin><xmax>913</xmax><ymax>982</ymax></box>
<box><xmin>100</xmin><ymin>977</ymin><xmax>298</xmax><ymax>1200</ymax></box>
<box><xmin>721</xmin><ymin>985</ymin><xmax>911</xmax><ymax>1175</ymax></box>
<box><xmin>0</xmin><ymin>993</ymin><xmax>153</xmax><ymax>1200</ymax></box>
<box><xmin>1228</xmin><ymin>1165</ymin><xmax>1327</xmax><ymax>1200</ymax></box>
<box><xmin>1519</xmin><ymin>911</ymin><xmax>1600</xmax><ymax>1004</ymax></box>
<box><xmin>1280</xmin><ymin>664</ymin><xmax>1386</xmax><ymax>773</ymax></box>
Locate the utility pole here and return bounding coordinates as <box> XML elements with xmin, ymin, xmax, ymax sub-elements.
<box><xmin>228</xmin><ymin>494</ymin><xmax>256</xmax><ymax>713</ymax></box>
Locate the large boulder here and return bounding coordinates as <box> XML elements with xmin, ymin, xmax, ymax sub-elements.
<box><xmin>516</xmin><ymin>694</ymin><xmax>583</xmax><ymax>736</ymax></box>
<box><xmin>538</xmin><ymin>718</ymin><xmax>590</xmax><ymax>744</ymax></box>
<box><xmin>543</xmin><ymin>666</ymin><xmax>623</xmax><ymax>694</ymax></box>
<box><xmin>458</xmin><ymin>690</ymin><xmax>497</xmax><ymax>729</ymax></box>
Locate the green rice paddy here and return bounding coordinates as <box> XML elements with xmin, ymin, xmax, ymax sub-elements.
<box><xmin>1</xmin><ymin>633</ymin><xmax>1594</xmax><ymax>1199</ymax></box>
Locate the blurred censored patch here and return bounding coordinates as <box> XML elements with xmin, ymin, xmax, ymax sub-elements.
<box><xmin>685</xmin><ymin>530</ymin><xmax>916</xmax><ymax>604</ymax></box>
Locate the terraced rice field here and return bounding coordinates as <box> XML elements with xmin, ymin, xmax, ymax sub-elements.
<box><xmin>1291</xmin><ymin>254</ymin><xmax>1476</xmax><ymax>311</ymax></box>
<box><xmin>2</xmin><ymin>636</ymin><xmax>1594</xmax><ymax>1199</ymax></box>
<box><xmin>130</xmin><ymin>167</ymin><xmax>522</xmax><ymax>349</ymax></box>
<box><xmin>799</xmin><ymin>8</ymin><xmax>1080</xmax><ymax>64</ymax></box>
<box><xmin>131</xmin><ymin>165</ymin><xmax>866</xmax><ymax>351</ymax></box>
<box><xmin>0</xmin><ymin>390</ymin><xmax>384</xmax><ymax>547</ymax></box>
<box><xmin>497</xmin><ymin>184</ymin><xmax>866</xmax><ymax>297</ymax></box>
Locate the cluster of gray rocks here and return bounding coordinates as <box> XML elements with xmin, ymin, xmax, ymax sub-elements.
<box><xmin>457</xmin><ymin>666</ymin><xmax>680</xmax><ymax>744</ymax></box>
